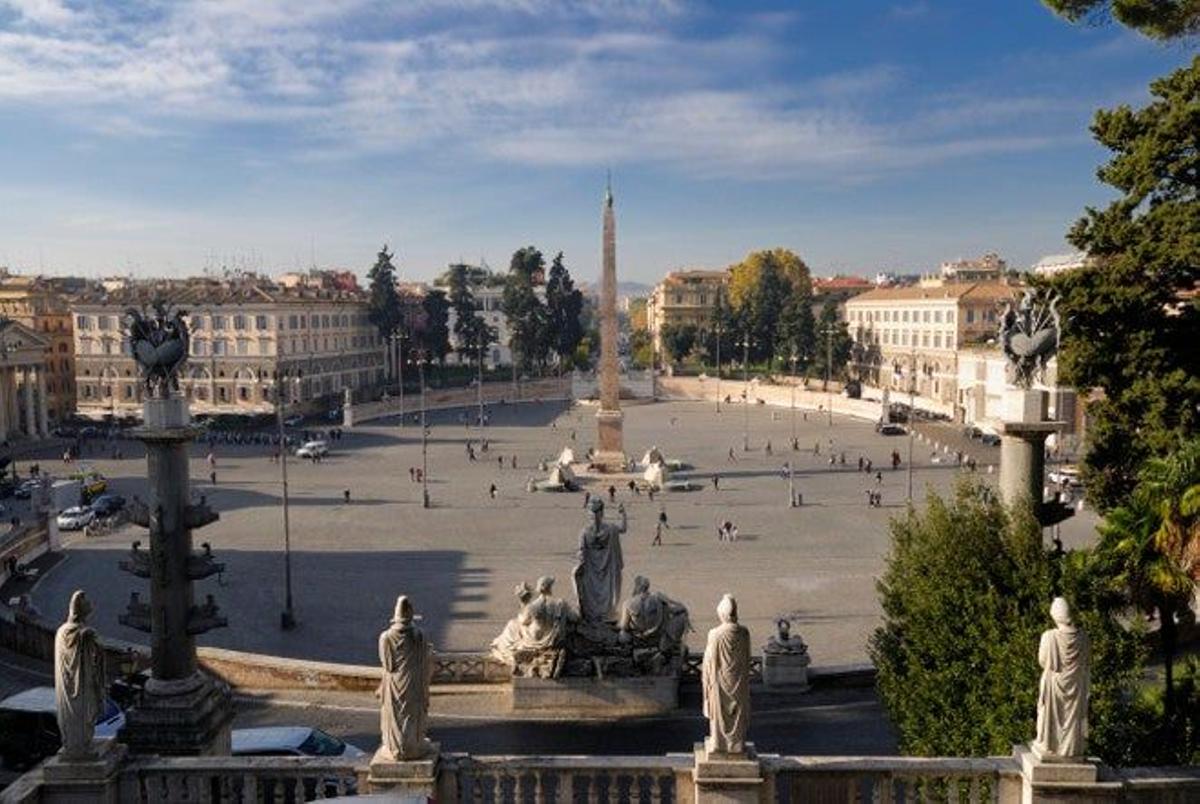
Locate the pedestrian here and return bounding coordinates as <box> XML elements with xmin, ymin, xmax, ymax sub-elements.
<box><xmin>498</xmin><ymin>456</ymin><xmax>504</xmax><ymax>470</ymax></box>
<box><xmin>857</xmin><ymin>456</ymin><xmax>864</xmax><ymax>471</ymax></box>
<box><xmin>828</xmin><ymin>455</ymin><xmax>836</xmax><ymax>468</ymax></box>
<box><xmin>207</xmin><ymin>451</ymin><xmax>216</xmax><ymax>469</ymax></box>
<box><xmin>865</xmin><ymin>459</ymin><xmax>872</xmax><ymax>473</ymax></box>
<box><xmin>764</xmin><ymin>440</ymin><xmax>772</xmax><ymax>456</ymax></box>
<box><xmin>727</xmin><ymin>447</ymin><xmax>737</xmax><ymax>463</ymax></box>
<box><xmin>409</xmin><ymin>467</ymin><xmax>415</xmax><ymax>482</ymax></box>
<box><xmin>583</xmin><ymin>491</ymin><xmax>591</xmax><ymax>508</ymax></box>
<box><xmin>865</xmin><ymin>489</ymin><xmax>873</xmax><ymax>507</ymax></box>
<box><xmin>647</xmin><ymin>486</ymin><xmax>655</xmax><ymax>501</ymax></box>
<box><xmin>210</xmin><ymin>470</ymin><xmax>217</xmax><ymax>485</ymax></box>
<box><xmin>813</xmin><ymin>441</ymin><xmax>820</xmax><ymax>455</ymax></box>
<box><xmin>652</xmin><ymin>509</ymin><xmax>669</xmax><ymax>546</ymax></box>
<box><xmin>511</xmin><ymin>455</ymin><xmax>517</xmax><ymax>469</ymax></box>
<box><xmin>875</xmin><ymin>471</ymin><xmax>882</xmax><ymax>485</ymax></box>
<box><xmin>608</xmin><ymin>485</ymin><xmax>616</xmax><ymax>502</ymax></box>
<box><xmin>712</xmin><ymin>474</ymin><xmax>720</xmax><ymax>491</ymax></box>
<box><xmin>489</xmin><ymin>483</ymin><xmax>498</xmax><ymax>499</ymax></box>
<box><xmin>343</xmin><ymin>489</ymin><xmax>351</xmax><ymax>504</ymax></box>
<box><xmin>839</xmin><ymin>452</ymin><xmax>846</xmax><ymax>465</ymax></box>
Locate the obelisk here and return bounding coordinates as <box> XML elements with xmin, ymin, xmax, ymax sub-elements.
<box><xmin>594</xmin><ymin>177</ymin><xmax>626</xmax><ymax>471</ymax></box>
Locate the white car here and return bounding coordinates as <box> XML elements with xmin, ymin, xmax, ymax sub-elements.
<box><xmin>232</xmin><ymin>726</ymin><xmax>366</xmax><ymax>758</ymax></box>
<box><xmin>56</xmin><ymin>506</ymin><xmax>95</xmax><ymax>531</ymax></box>
<box><xmin>1048</xmin><ymin>466</ymin><xmax>1083</xmax><ymax>488</ymax></box>
<box><xmin>295</xmin><ymin>440</ymin><xmax>329</xmax><ymax>459</ymax></box>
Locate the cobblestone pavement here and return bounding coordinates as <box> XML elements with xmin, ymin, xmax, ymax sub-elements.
<box><xmin>28</xmin><ymin>399</ymin><xmax>1100</xmax><ymax>668</ymax></box>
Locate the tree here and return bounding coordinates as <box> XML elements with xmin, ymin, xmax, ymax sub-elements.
<box><xmin>445</xmin><ymin>263</ymin><xmax>493</xmax><ymax>367</ymax></box>
<box><xmin>545</xmin><ymin>252</ymin><xmax>585</xmax><ymax>368</ymax></box>
<box><xmin>366</xmin><ymin>245</ymin><xmax>403</xmax><ymax>339</ymax></box>
<box><xmin>420</xmin><ymin>289</ymin><xmax>451</xmax><ymax>367</ymax></box>
<box><xmin>777</xmin><ymin>295</ymin><xmax>817</xmax><ymax>372</ymax></box>
<box><xmin>1043</xmin><ymin>0</ymin><xmax>1200</xmax><ymax>39</ymax></box>
<box><xmin>700</xmin><ymin>289</ymin><xmax>737</xmax><ymax>369</ymax></box>
<box><xmin>812</xmin><ymin>299</ymin><xmax>853</xmax><ymax>386</ymax></box>
<box><xmin>1037</xmin><ymin>57</ymin><xmax>1200</xmax><ymax>511</ymax></box>
<box><xmin>660</xmin><ymin>322</ymin><xmax>698</xmax><ymax>364</ymax></box>
<box><xmin>502</xmin><ymin>246</ymin><xmax>551</xmax><ymax>372</ymax></box>
<box><xmin>628</xmin><ymin>328</ymin><xmax>653</xmax><ymax>369</ymax></box>
<box><xmin>726</xmin><ymin>249</ymin><xmax>811</xmax><ymax>366</ymax></box>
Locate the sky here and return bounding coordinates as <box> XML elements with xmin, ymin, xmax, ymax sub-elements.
<box><xmin>0</xmin><ymin>1</ymin><xmax>1192</xmax><ymax>285</ymax></box>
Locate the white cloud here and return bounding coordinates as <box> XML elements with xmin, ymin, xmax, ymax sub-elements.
<box><xmin>0</xmin><ymin>0</ymin><xmax>1075</xmax><ymax>180</ymax></box>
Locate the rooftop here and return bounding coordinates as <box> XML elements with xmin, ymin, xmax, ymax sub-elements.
<box><xmin>847</xmin><ymin>281</ymin><xmax>1019</xmax><ymax>304</ymax></box>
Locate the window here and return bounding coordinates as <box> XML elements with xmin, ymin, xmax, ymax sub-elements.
<box><xmin>934</xmin><ymin>310</ymin><xmax>942</xmax><ymax>323</ymax></box>
<box><xmin>322</xmin><ymin>315</ymin><xmax>330</xmax><ymax>327</ymax></box>
<box><xmin>219</xmin><ymin>386</ymin><xmax>228</xmax><ymax>402</ymax></box>
<box><xmin>312</xmin><ymin>314</ymin><xmax>320</xmax><ymax>328</ymax></box>
<box><xmin>213</xmin><ymin>340</ymin><xmax>227</xmax><ymax>356</ymax></box>
<box><xmin>902</xmin><ymin>311</ymin><xmax>909</xmax><ymax>322</ymax></box>
<box><xmin>233</xmin><ymin>315</ymin><xmax>247</xmax><ymax>331</ymax></box>
<box><xmin>256</xmin><ymin>315</ymin><xmax>269</xmax><ymax>330</ymax></box>
<box><xmin>75</xmin><ymin>315</ymin><xmax>91</xmax><ymax>330</ymax></box>
<box><xmin>192</xmin><ymin>316</ymin><xmax>205</xmax><ymax>331</ymax></box>
<box><xmin>966</xmin><ymin>309</ymin><xmax>975</xmax><ymax>324</ymax></box>
<box><xmin>103</xmin><ymin>340</ymin><xmax>113</xmax><ymax>355</ymax></box>
<box><xmin>947</xmin><ymin>311</ymin><xmax>955</xmax><ymax>323</ymax></box>
<box><xmin>934</xmin><ymin>333</ymin><xmax>942</xmax><ymax>348</ymax></box>
<box><xmin>238</xmin><ymin>387</ymin><xmax>249</xmax><ymax>401</ymax></box>
<box><xmin>212</xmin><ymin>315</ymin><xmax>226</xmax><ymax>330</ymax></box>
<box><xmin>98</xmin><ymin>316</ymin><xmax>114</xmax><ymax>331</ymax></box>
<box><xmin>923</xmin><ymin>311</ymin><xmax>930</xmax><ymax>323</ymax></box>
<box><xmin>289</xmin><ymin>315</ymin><xmax>299</xmax><ymax>329</ymax></box>
<box><xmin>124</xmin><ymin>384</ymin><xmax>134</xmax><ymax>400</ymax></box>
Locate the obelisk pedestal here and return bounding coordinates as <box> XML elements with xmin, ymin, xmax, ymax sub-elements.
<box><xmin>592</xmin><ymin>179</ymin><xmax>627</xmax><ymax>472</ymax></box>
<box><xmin>118</xmin><ymin>394</ymin><xmax>233</xmax><ymax>755</ymax></box>
<box><xmin>997</xmin><ymin>389</ymin><xmax>1061</xmax><ymax>514</ymax></box>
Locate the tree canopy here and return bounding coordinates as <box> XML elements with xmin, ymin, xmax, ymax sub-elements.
<box><xmin>502</xmin><ymin>246</ymin><xmax>551</xmax><ymax>372</ymax></box>
<box><xmin>545</xmin><ymin>251</ymin><xmax>586</xmax><ymax>367</ymax></box>
<box><xmin>366</xmin><ymin>245</ymin><xmax>403</xmax><ymax>339</ymax></box>
<box><xmin>1038</xmin><ymin>56</ymin><xmax>1200</xmax><ymax>511</ymax></box>
<box><xmin>1043</xmin><ymin>0</ymin><xmax>1200</xmax><ymax>39</ymax></box>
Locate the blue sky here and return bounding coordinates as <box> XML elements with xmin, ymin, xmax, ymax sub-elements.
<box><xmin>0</xmin><ymin>0</ymin><xmax>1191</xmax><ymax>284</ymax></box>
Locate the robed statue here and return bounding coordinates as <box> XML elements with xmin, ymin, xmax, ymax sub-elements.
<box><xmin>377</xmin><ymin>595</ymin><xmax>434</xmax><ymax>760</ymax></box>
<box><xmin>1033</xmin><ymin>597</ymin><xmax>1090</xmax><ymax>759</ymax></box>
<box><xmin>489</xmin><ymin>582</ymin><xmax>535</xmax><ymax>667</ymax></box>
<box><xmin>54</xmin><ymin>590</ymin><xmax>105</xmax><ymax>759</ymax></box>
<box><xmin>702</xmin><ymin>594</ymin><xmax>751</xmax><ymax>755</ymax></box>
<box><xmin>618</xmin><ymin>575</ymin><xmax>691</xmax><ymax>655</ymax></box>
<box><xmin>573</xmin><ymin>498</ymin><xmax>627</xmax><ymax>624</ymax></box>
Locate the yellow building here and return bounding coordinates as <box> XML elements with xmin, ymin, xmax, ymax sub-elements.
<box><xmin>0</xmin><ymin>271</ymin><xmax>81</xmax><ymax>424</ymax></box>
<box><xmin>646</xmin><ymin>269</ymin><xmax>728</xmax><ymax>356</ymax></box>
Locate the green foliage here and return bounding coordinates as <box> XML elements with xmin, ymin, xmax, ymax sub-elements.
<box><xmin>445</xmin><ymin>263</ymin><xmax>495</xmax><ymax>364</ymax></box>
<box><xmin>776</xmin><ymin>294</ymin><xmax>817</xmax><ymax>371</ymax></box>
<box><xmin>366</xmin><ymin>245</ymin><xmax>403</xmax><ymax>339</ymax></box>
<box><xmin>812</xmin><ymin>300</ymin><xmax>854</xmax><ymax>384</ymax></box>
<box><xmin>545</xmin><ymin>252</ymin><xmax>585</xmax><ymax>365</ymax></box>
<box><xmin>1043</xmin><ymin>0</ymin><xmax>1200</xmax><ymax>39</ymax></box>
<box><xmin>1038</xmin><ymin>56</ymin><xmax>1200</xmax><ymax>512</ymax></box>
<box><xmin>660</xmin><ymin>322</ymin><xmax>699</xmax><ymax>363</ymax></box>
<box><xmin>628</xmin><ymin>328</ymin><xmax>653</xmax><ymax>369</ymax></box>
<box><xmin>420</xmin><ymin>289</ymin><xmax>451</xmax><ymax>364</ymax></box>
<box><xmin>502</xmin><ymin>246</ymin><xmax>551</xmax><ymax>372</ymax></box>
<box><xmin>699</xmin><ymin>290</ymin><xmax>737</xmax><ymax>366</ymax></box>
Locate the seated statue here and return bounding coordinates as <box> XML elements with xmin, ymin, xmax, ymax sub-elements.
<box><xmin>490</xmin><ymin>582</ymin><xmax>534</xmax><ymax>666</ymax></box>
<box><xmin>618</xmin><ymin>575</ymin><xmax>691</xmax><ymax>660</ymax></box>
<box><xmin>509</xmin><ymin>576</ymin><xmax>577</xmax><ymax>679</ymax></box>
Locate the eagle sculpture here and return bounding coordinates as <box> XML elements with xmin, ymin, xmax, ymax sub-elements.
<box><xmin>125</xmin><ymin>300</ymin><xmax>189</xmax><ymax>397</ymax></box>
<box><xmin>999</xmin><ymin>290</ymin><xmax>1059</xmax><ymax>389</ymax></box>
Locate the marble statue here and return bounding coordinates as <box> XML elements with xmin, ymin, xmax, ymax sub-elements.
<box><xmin>1033</xmin><ymin>597</ymin><xmax>1090</xmax><ymax>759</ymax></box>
<box><xmin>510</xmin><ymin>576</ymin><xmax>576</xmax><ymax>678</ymax></box>
<box><xmin>572</xmin><ymin>498</ymin><xmax>627</xmax><ymax>625</ymax></box>
<box><xmin>377</xmin><ymin>595</ymin><xmax>434</xmax><ymax>760</ymax></box>
<box><xmin>54</xmin><ymin>590</ymin><xmax>105</xmax><ymax>759</ymax></box>
<box><xmin>702</xmin><ymin>594</ymin><xmax>751</xmax><ymax>754</ymax></box>
<box><xmin>999</xmin><ymin>289</ymin><xmax>1060</xmax><ymax>389</ymax></box>
<box><xmin>489</xmin><ymin>582</ymin><xmax>534</xmax><ymax>666</ymax></box>
<box><xmin>764</xmin><ymin>618</ymin><xmax>808</xmax><ymax>656</ymax></box>
<box><xmin>618</xmin><ymin>575</ymin><xmax>691</xmax><ymax>656</ymax></box>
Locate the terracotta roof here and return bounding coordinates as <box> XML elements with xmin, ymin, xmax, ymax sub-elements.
<box><xmin>71</xmin><ymin>279</ymin><xmax>367</xmax><ymax>307</ymax></box>
<box><xmin>847</xmin><ymin>282</ymin><xmax>1019</xmax><ymax>304</ymax></box>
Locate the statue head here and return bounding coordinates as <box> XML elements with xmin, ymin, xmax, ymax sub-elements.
<box><xmin>717</xmin><ymin>593</ymin><xmax>738</xmax><ymax>625</ymax></box>
<box><xmin>392</xmin><ymin>595</ymin><xmax>414</xmax><ymax>626</ymax></box>
<box><xmin>588</xmin><ymin>497</ymin><xmax>604</xmax><ymax>519</ymax></box>
<box><xmin>515</xmin><ymin>581</ymin><xmax>533</xmax><ymax>605</ymax></box>
<box><xmin>67</xmin><ymin>590</ymin><xmax>92</xmax><ymax>624</ymax></box>
<box><xmin>776</xmin><ymin>617</ymin><xmax>791</xmax><ymax>640</ymax></box>
<box><xmin>1050</xmin><ymin>596</ymin><xmax>1072</xmax><ymax>627</ymax></box>
<box><xmin>536</xmin><ymin>576</ymin><xmax>555</xmax><ymax>596</ymax></box>
<box><xmin>633</xmin><ymin>575</ymin><xmax>650</xmax><ymax>595</ymax></box>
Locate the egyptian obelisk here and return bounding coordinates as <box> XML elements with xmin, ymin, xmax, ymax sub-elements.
<box><xmin>594</xmin><ymin>176</ymin><xmax>626</xmax><ymax>471</ymax></box>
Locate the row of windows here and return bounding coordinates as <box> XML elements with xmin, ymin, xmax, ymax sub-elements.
<box><xmin>75</xmin><ymin>310</ymin><xmax>372</xmax><ymax>333</ymax></box>
<box><xmin>849</xmin><ymin>308</ymin><xmax>956</xmax><ymax>325</ymax></box>
<box><xmin>861</xmin><ymin>329</ymin><xmax>956</xmax><ymax>349</ymax></box>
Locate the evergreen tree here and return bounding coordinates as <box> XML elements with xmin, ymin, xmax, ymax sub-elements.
<box><xmin>1037</xmin><ymin>57</ymin><xmax>1200</xmax><ymax>511</ymax></box>
<box><xmin>366</xmin><ymin>245</ymin><xmax>403</xmax><ymax>339</ymax></box>
<box><xmin>502</xmin><ymin>246</ymin><xmax>551</xmax><ymax>372</ymax></box>
<box><xmin>1043</xmin><ymin>0</ymin><xmax>1200</xmax><ymax>39</ymax></box>
<box><xmin>660</xmin><ymin>322</ymin><xmax>699</xmax><ymax>364</ymax></box>
<box><xmin>445</xmin><ymin>263</ymin><xmax>492</xmax><ymax>365</ymax></box>
<box><xmin>812</xmin><ymin>299</ymin><xmax>853</xmax><ymax>385</ymax></box>
<box><xmin>420</xmin><ymin>289</ymin><xmax>451</xmax><ymax>367</ymax></box>
<box><xmin>545</xmin><ymin>251</ymin><xmax>585</xmax><ymax>368</ymax></box>
<box><xmin>777</xmin><ymin>295</ymin><xmax>817</xmax><ymax>372</ymax></box>
<box><xmin>701</xmin><ymin>289</ymin><xmax>737</xmax><ymax>369</ymax></box>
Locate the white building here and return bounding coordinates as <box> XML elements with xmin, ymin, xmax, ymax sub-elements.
<box><xmin>1031</xmin><ymin>253</ymin><xmax>1090</xmax><ymax>278</ymax></box>
<box><xmin>955</xmin><ymin>347</ymin><xmax>1079</xmax><ymax>448</ymax></box>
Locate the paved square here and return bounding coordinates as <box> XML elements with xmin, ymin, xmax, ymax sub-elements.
<box><xmin>32</xmin><ymin>398</ymin><xmax>1099</xmax><ymax>667</ymax></box>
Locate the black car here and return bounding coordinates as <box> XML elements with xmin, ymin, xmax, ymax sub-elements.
<box><xmin>90</xmin><ymin>494</ymin><xmax>126</xmax><ymax>517</ymax></box>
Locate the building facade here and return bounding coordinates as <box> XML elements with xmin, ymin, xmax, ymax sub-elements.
<box><xmin>956</xmin><ymin>347</ymin><xmax>1079</xmax><ymax>447</ymax></box>
<box><xmin>646</xmin><ymin>269</ymin><xmax>728</xmax><ymax>356</ymax></box>
<box><xmin>0</xmin><ymin>318</ymin><xmax>52</xmax><ymax>441</ymax></box>
<box><xmin>0</xmin><ymin>272</ymin><xmax>83</xmax><ymax>424</ymax></box>
<box><xmin>844</xmin><ymin>282</ymin><xmax>1020</xmax><ymax>417</ymax></box>
<box><xmin>72</xmin><ymin>278</ymin><xmax>385</xmax><ymax>418</ymax></box>
<box><xmin>436</xmin><ymin>268</ymin><xmax>545</xmax><ymax>369</ymax></box>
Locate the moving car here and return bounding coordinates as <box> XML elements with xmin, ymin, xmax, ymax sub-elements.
<box><xmin>295</xmin><ymin>440</ymin><xmax>329</xmax><ymax>459</ymax></box>
<box><xmin>90</xmin><ymin>494</ymin><xmax>127</xmax><ymax>517</ymax></box>
<box><xmin>70</xmin><ymin>471</ymin><xmax>108</xmax><ymax>501</ymax></box>
<box><xmin>879</xmin><ymin>423</ymin><xmax>906</xmax><ymax>436</ymax></box>
<box><xmin>0</xmin><ymin>687</ymin><xmax>124</xmax><ymax>771</ymax></box>
<box><xmin>56</xmin><ymin>506</ymin><xmax>95</xmax><ymax>531</ymax></box>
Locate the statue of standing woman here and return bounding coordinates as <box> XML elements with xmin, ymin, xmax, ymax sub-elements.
<box><xmin>702</xmin><ymin>594</ymin><xmax>751</xmax><ymax>755</ymax></box>
<box><xmin>54</xmin><ymin>590</ymin><xmax>105</xmax><ymax>760</ymax></box>
<box><xmin>572</xmin><ymin>498</ymin><xmax>626</xmax><ymax>625</ymax></box>
<box><xmin>378</xmin><ymin>595</ymin><xmax>434</xmax><ymax>761</ymax></box>
<box><xmin>1033</xmin><ymin>597</ymin><xmax>1090</xmax><ymax>759</ymax></box>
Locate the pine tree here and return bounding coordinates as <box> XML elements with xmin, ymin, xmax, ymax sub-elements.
<box><xmin>545</xmin><ymin>252</ymin><xmax>585</xmax><ymax>368</ymax></box>
<box><xmin>366</xmin><ymin>245</ymin><xmax>403</xmax><ymax>339</ymax></box>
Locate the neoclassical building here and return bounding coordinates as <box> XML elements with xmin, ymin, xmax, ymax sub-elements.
<box><xmin>0</xmin><ymin>271</ymin><xmax>86</xmax><ymax>424</ymax></box>
<box><xmin>0</xmin><ymin>318</ymin><xmax>52</xmax><ymax>441</ymax></box>
<box><xmin>71</xmin><ymin>278</ymin><xmax>385</xmax><ymax>417</ymax></box>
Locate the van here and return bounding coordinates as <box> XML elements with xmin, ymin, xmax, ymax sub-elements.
<box><xmin>0</xmin><ymin>687</ymin><xmax>124</xmax><ymax>770</ymax></box>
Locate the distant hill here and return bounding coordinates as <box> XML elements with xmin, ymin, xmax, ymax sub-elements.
<box><xmin>579</xmin><ymin>280</ymin><xmax>653</xmax><ymax>300</ymax></box>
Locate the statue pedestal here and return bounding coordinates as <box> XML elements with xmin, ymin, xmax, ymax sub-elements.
<box><xmin>997</xmin><ymin>390</ymin><xmax>1062</xmax><ymax>512</ymax></box>
<box><xmin>761</xmin><ymin>650</ymin><xmax>810</xmax><ymax>691</ymax></box>
<box><xmin>41</xmin><ymin>738</ymin><xmax>127</xmax><ymax>804</ymax></box>
<box><xmin>510</xmin><ymin>672</ymin><xmax>679</xmax><ymax>715</ymax></box>
<box><xmin>368</xmin><ymin>744</ymin><xmax>440</xmax><ymax>799</ymax></box>
<box><xmin>1014</xmin><ymin>744</ymin><xmax>1111</xmax><ymax>804</ymax></box>
<box><xmin>120</xmin><ymin>671</ymin><xmax>233</xmax><ymax>756</ymax></box>
<box><xmin>693</xmin><ymin>743</ymin><xmax>763</xmax><ymax>804</ymax></box>
<box><xmin>593</xmin><ymin>409</ymin><xmax>626</xmax><ymax>472</ymax></box>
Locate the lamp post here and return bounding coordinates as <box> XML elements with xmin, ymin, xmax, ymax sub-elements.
<box><xmin>390</xmin><ymin>330</ymin><xmax>405</xmax><ymax>428</ymax></box>
<box><xmin>274</xmin><ymin>368</ymin><xmax>301</xmax><ymax>630</ymax></box>
<box><xmin>476</xmin><ymin>334</ymin><xmax>485</xmax><ymax>430</ymax></box>
<box><xmin>907</xmin><ymin>341</ymin><xmax>916</xmax><ymax>503</ymax></box>
<box><xmin>789</xmin><ymin>350</ymin><xmax>799</xmax><ymax>448</ymax></box>
<box><xmin>417</xmin><ymin>349</ymin><xmax>430</xmax><ymax>509</ymax></box>
<box><xmin>820</xmin><ymin>324</ymin><xmax>836</xmax><ymax>427</ymax></box>
<box><xmin>740</xmin><ymin>334</ymin><xmax>752</xmax><ymax>451</ymax></box>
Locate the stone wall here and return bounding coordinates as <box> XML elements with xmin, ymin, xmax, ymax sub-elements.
<box><xmin>344</xmin><ymin>378</ymin><xmax>568</xmax><ymax>426</ymax></box>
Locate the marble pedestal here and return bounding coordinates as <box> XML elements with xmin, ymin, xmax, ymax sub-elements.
<box><xmin>40</xmin><ymin>738</ymin><xmax>127</xmax><ymax>804</ymax></box>
<box><xmin>511</xmin><ymin>673</ymin><xmax>679</xmax><ymax>715</ymax></box>
<box><xmin>762</xmin><ymin>651</ymin><xmax>810</xmax><ymax>691</ymax></box>
<box><xmin>1014</xmin><ymin>744</ymin><xmax>1114</xmax><ymax>804</ymax></box>
<box><xmin>368</xmin><ymin>744</ymin><xmax>440</xmax><ymax>799</ymax></box>
<box><xmin>997</xmin><ymin>390</ymin><xmax>1061</xmax><ymax>511</ymax></box>
<box><xmin>693</xmin><ymin>743</ymin><xmax>763</xmax><ymax>804</ymax></box>
<box><xmin>593</xmin><ymin>410</ymin><xmax>626</xmax><ymax>472</ymax></box>
<box><xmin>120</xmin><ymin>670</ymin><xmax>234</xmax><ymax>755</ymax></box>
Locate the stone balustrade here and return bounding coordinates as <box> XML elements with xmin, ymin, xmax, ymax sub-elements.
<box><xmin>766</xmin><ymin>755</ymin><xmax>1021</xmax><ymax>803</ymax></box>
<box><xmin>448</xmin><ymin>754</ymin><xmax>691</xmax><ymax>804</ymax></box>
<box><xmin>118</xmin><ymin>755</ymin><xmax>367</xmax><ymax>802</ymax></box>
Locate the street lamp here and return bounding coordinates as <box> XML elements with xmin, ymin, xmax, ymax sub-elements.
<box><xmin>273</xmin><ymin>368</ymin><xmax>302</xmax><ymax>630</ymax></box>
<box><xmin>416</xmin><ymin>349</ymin><xmax>431</xmax><ymax>509</ymax></box>
<box><xmin>476</xmin><ymin>334</ymin><xmax>485</xmax><ymax>430</ymax></box>
<box><xmin>740</xmin><ymin>334</ymin><xmax>752</xmax><ymax>451</ymax></box>
<box><xmin>389</xmin><ymin>330</ymin><xmax>405</xmax><ymax>428</ymax></box>
<box><xmin>820</xmin><ymin>324</ymin><xmax>837</xmax><ymax>427</ymax></box>
<box><xmin>906</xmin><ymin>341</ymin><xmax>917</xmax><ymax>503</ymax></box>
<box><xmin>714</xmin><ymin>320</ymin><xmax>722</xmax><ymax>414</ymax></box>
<box><xmin>789</xmin><ymin>350</ymin><xmax>799</xmax><ymax>449</ymax></box>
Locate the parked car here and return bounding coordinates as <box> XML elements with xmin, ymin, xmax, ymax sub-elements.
<box><xmin>0</xmin><ymin>687</ymin><xmax>124</xmax><ymax>771</ymax></box>
<box><xmin>295</xmin><ymin>441</ymin><xmax>329</xmax><ymax>459</ymax></box>
<box><xmin>283</xmin><ymin>414</ymin><xmax>304</xmax><ymax>428</ymax></box>
<box><xmin>980</xmin><ymin>433</ymin><xmax>1001</xmax><ymax>447</ymax></box>
<box><xmin>233</xmin><ymin>727</ymin><xmax>365</xmax><ymax>797</ymax></box>
<box><xmin>879</xmin><ymin>423</ymin><xmax>906</xmax><ymax>436</ymax></box>
<box><xmin>1048</xmin><ymin>466</ymin><xmax>1083</xmax><ymax>489</ymax></box>
<box><xmin>90</xmin><ymin>494</ymin><xmax>127</xmax><ymax>517</ymax></box>
<box><xmin>70</xmin><ymin>471</ymin><xmax>107</xmax><ymax>501</ymax></box>
<box><xmin>963</xmin><ymin>425</ymin><xmax>983</xmax><ymax>440</ymax></box>
<box><xmin>13</xmin><ymin>479</ymin><xmax>41</xmax><ymax>499</ymax></box>
<box><xmin>56</xmin><ymin>506</ymin><xmax>95</xmax><ymax>531</ymax></box>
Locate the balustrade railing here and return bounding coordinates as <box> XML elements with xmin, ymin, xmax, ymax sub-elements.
<box><xmin>450</xmin><ymin>755</ymin><xmax>691</xmax><ymax>804</ymax></box>
<box><xmin>765</xmin><ymin>756</ymin><xmax>1020</xmax><ymax>804</ymax></box>
<box><xmin>119</xmin><ymin>756</ymin><xmax>367</xmax><ymax>803</ymax></box>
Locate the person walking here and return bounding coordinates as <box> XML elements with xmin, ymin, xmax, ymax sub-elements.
<box><xmin>583</xmin><ymin>490</ymin><xmax>591</xmax><ymax>509</ymax></box>
<box><xmin>875</xmin><ymin>470</ymin><xmax>883</xmax><ymax>485</ymax></box>
<box><xmin>343</xmin><ymin>489</ymin><xmax>351</xmax><ymax>504</ymax></box>
<box><xmin>498</xmin><ymin>456</ymin><xmax>504</xmax><ymax>470</ymax></box>
<box><xmin>608</xmin><ymin>485</ymin><xmax>617</xmax><ymax>503</ymax></box>
<box><xmin>764</xmin><ymin>440</ymin><xmax>772</xmax><ymax>456</ymax></box>
<box><xmin>209</xmin><ymin>469</ymin><xmax>217</xmax><ymax>485</ymax></box>
<box><xmin>727</xmin><ymin>447</ymin><xmax>737</xmax><ymax>463</ymax></box>
<box><xmin>712</xmin><ymin>473</ymin><xmax>720</xmax><ymax>491</ymax></box>
<box><xmin>511</xmin><ymin>455</ymin><xmax>517</xmax><ymax>469</ymax></box>
<box><xmin>489</xmin><ymin>483</ymin><xmax>498</xmax><ymax>499</ymax></box>
<box><xmin>652</xmin><ymin>510</ymin><xmax>669</xmax><ymax>546</ymax></box>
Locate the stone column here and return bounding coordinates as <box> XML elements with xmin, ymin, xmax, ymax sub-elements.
<box><xmin>37</xmin><ymin>367</ymin><xmax>49</xmax><ymax>436</ymax></box>
<box><xmin>118</xmin><ymin>394</ymin><xmax>233</xmax><ymax>755</ymax></box>
<box><xmin>998</xmin><ymin>389</ymin><xmax>1057</xmax><ymax>511</ymax></box>
<box><xmin>23</xmin><ymin>367</ymin><xmax>37</xmax><ymax>438</ymax></box>
<box><xmin>593</xmin><ymin>180</ymin><xmax>626</xmax><ymax>471</ymax></box>
<box><xmin>0</xmin><ymin>367</ymin><xmax>9</xmax><ymax>442</ymax></box>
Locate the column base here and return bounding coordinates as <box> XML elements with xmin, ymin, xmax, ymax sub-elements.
<box><xmin>1014</xmin><ymin>744</ymin><xmax>1118</xmax><ymax>804</ymax></box>
<box><xmin>596</xmin><ymin>408</ymin><xmax>625</xmax><ymax>458</ymax></box>
<box><xmin>693</xmin><ymin>742</ymin><xmax>763</xmax><ymax>804</ymax></box>
<box><xmin>368</xmin><ymin>743</ymin><xmax>440</xmax><ymax>798</ymax></box>
<box><xmin>119</xmin><ymin>671</ymin><xmax>234</xmax><ymax>756</ymax></box>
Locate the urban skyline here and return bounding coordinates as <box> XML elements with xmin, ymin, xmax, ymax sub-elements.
<box><xmin>0</xmin><ymin>0</ymin><xmax>1186</xmax><ymax>282</ymax></box>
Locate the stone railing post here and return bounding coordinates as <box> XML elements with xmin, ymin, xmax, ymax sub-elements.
<box><xmin>693</xmin><ymin>744</ymin><xmax>767</xmax><ymax>804</ymax></box>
